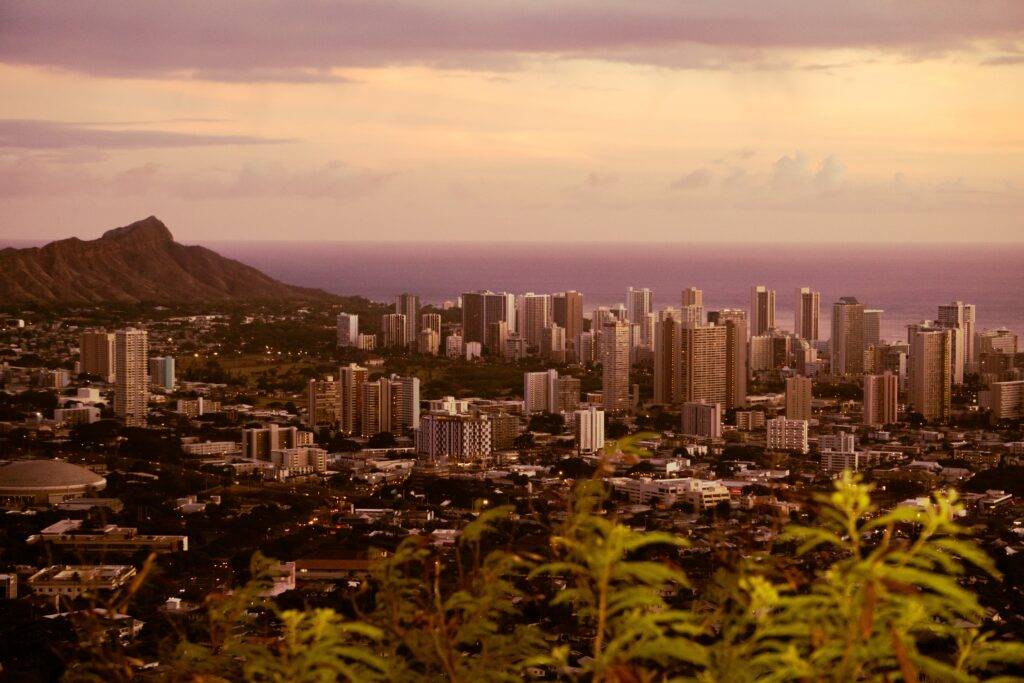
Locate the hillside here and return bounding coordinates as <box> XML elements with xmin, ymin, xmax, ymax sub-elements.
<box><xmin>0</xmin><ymin>216</ymin><xmax>335</xmax><ymax>304</ymax></box>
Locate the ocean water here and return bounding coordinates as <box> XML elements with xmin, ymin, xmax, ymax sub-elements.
<box><xmin>202</xmin><ymin>241</ymin><xmax>1024</xmax><ymax>343</ymax></box>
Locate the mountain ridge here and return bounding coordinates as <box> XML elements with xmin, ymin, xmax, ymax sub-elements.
<box><xmin>0</xmin><ymin>216</ymin><xmax>337</xmax><ymax>304</ymax></box>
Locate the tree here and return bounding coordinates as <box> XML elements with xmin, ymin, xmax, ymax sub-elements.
<box><xmin>367</xmin><ymin>432</ymin><xmax>397</xmax><ymax>449</ymax></box>
<box><xmin>528</xmin><ymin>412</ymin><xmax>565</xmax><ymax>434</ymax></box>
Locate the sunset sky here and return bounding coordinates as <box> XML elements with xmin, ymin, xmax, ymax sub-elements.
<box><xmin>1</xmin><ymin>1</ymin><xmax>1023</xmax><ymax>242</ymax></box>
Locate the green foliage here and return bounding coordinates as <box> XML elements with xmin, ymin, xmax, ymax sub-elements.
<box><xmin>370</xmin><ymin>504</ymin><xmax>548</xmax><ymax>681</ymax></box>
<box><xmin>64</xmin><ymin>475</ymin><xmax>1024</xmax><ymax>682</ymax></box>
<box><xmin>531</xmin><ymin>480</ymin><xmax>705</xmax><ymax>680</ymax></box>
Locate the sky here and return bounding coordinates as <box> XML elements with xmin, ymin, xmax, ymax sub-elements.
<box><xmin>1</xmin><ymin>1</ymin><xmax>1023</xmax><ymax>243</ymax></box>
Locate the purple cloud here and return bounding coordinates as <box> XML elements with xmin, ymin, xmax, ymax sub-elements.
<box><xmin>671</xmin><ymin>168</ymin><xmax>714</xmax><ymax>191</ymax></box>
<box><xmin>1</xmin><ymin>1</ymin><xmax>1021</xmax><ymax>80</ymax></box>
<box><xmin>0</xmin><ymin>119</ymin><xmax>292</xmax><ymax>149</ymax></box>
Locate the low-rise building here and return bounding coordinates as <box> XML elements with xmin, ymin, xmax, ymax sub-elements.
<box><xmin>766</xmin><ymin>417</ymin><xmax>809</xmax><ymax>454</ymax></box>
<box><xmin>28</xmin><ymin>565</ymin><xmax>137</xmax><ymax>598</ymax></box>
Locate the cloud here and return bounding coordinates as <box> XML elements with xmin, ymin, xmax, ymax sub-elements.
<box><xmin>981</xmin><ymin>54</ymin><xmax>1024</xmax><ymax>65</ymax></box>
<box><xmin>584</xmin><ymin>172</ymin><xmax>619</xmax><ymax>189</ymax></box>
<box><xmin>175</xmin><ymin>162</ymin><xmax>398</xmax><ymax>200</ymax></box>
<box><xmin>1</xmin><ymin>1</ymin><xmax>1021</xmax><ymax>79</ymax></box>
<box><xmin>670</xmin><ymin>168</ymin><xmax>714</xmax><ymax>191</ymax></box>
<box><xmin>0</xmin><ymin>156</ymin><xmax>395</xmax><ymax>201</ymax></box>
<box><xmin>0</xmin><ymin>119</ymin><xmax>292</xmax><ymax>150</ymax></box>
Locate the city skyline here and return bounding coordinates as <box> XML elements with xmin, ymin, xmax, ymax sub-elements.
<box><xmin>1</xmin><ymin>2</ymin><xmax>1023</xmax><ymax>242</ymax></box>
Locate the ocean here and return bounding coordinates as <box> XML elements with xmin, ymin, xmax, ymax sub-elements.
<box><xmin>202</xmin><ymin>241</ymin><xmax>1024</xmax><ymax>343</ymax></box>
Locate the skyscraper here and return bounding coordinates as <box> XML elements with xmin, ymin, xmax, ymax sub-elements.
<box><xmin>420</xmin><ymin>313</ymin><xmax>441</xmax><ymax>337</ymax></box>
<box><xmin>148</xmin><ymin>356</ymin><xmax>175</xmax><ymax>391</ymax></box>
<box><xmin>681</xmin><ymin>401</ymin><xmax>723</xmax><ymax>439</ymax></box>
<box><xmin>831</xmin><ymin>297</ymin><xmax>866</xmax><ymax>377</ymax></box>
<box><xmin>552</xmin><ymin>291</ymin><xmax>584</xmax><ymax>359</ymax></box>
<box><xmin>80</xmin><ymin>330</ymin><xmax>115</xmax><ymax>382</ymax></box>
<box><xmin>575</xmin><ymin>407</ymin><xmax>605</xmax><ymax>454</ymax></box>
<box><xmin>519</xmin><ymin>293</ymin><xmax>551</xmax><ymax>348</ymax></box>
<box><xmin>863</xmin><ymin>309</ymin><xmax>883</xmax><ymax>350</ymax></box>
<box><xmin>794</xmin><ymin>287</ymin><xmax>820</xmax><ymax>340</ymax></box>
<box><xmin>541</xmin><ymin>323</ymin><xmax>566</xmax><ymax>362</ymax></box>
<box><xmin>785</xmin><ymin>375</ymin><xmax>813</xmax><ymax>421</ymax></box>
<box><xmin>653</xmin><ymin>315</ymin><xmax>681</xmax><ymax>404</ymax></box>
<box><xmin>750</xmin><ymin>285</ymin><xmax>775</xmax><ymax>336</ymax></box>
<box><xmin>486</xmin><ymin>321</ymin><xmax>509</xmax><ymax>358</ymax></box>
<box><xmin>723</xmin><ymin>317</ymin><xmax>748</xmax><ymax>410</ymax></box>
<box><xmin>937</xmin><ymin>301</ymin><xmax>976</xmax><ymax>381</ymax></box>
<box><xmin>909</xmin><ymin>327</ymin><xmax>953</xmax><ymax>422</ymax></box>
<box><xmin>394</xmin><ymin>294</ymin><xmax>420</xmax><ymax>345</ymax></box>
<box><xmin>863</xmin><ymin>371</ymin><xmax>899</xmax><ymax>426</ymax></box>
<box><xmin>680</xmin><ymin>325</ymin><xmax>728</xmax><ymax>407</ymax></box>
<box><xmin>336</xmin><ymin>313</ymin><xmax>359</xmax><ymax>348</ymax></box>
<box><xmin>360</xmin><ymin>377</ymin><xmax>394</xmax><ymax>436</ymax></box>
<box><xmin>114</xmin><ymin>328</ymin><xmax>148</xmax><ymax>427</ymax></box>
<box><xmin>307</xmin><ymin>376</ymin><xmax>340</xmax><ymax>426</ymax></box>
<box><xmin>338</xmin><ymin>363</ymin><xmax>368</xmax><ymax>434</ymax></box>
<box><xmin>626</xmin><ymin>287</ymin><xmax>653</xmax><ymax>324</ymax></box>
<box><xmin>381</xmin><ymin>313</ymin><xmax>408</xmax><ymax>348</ymax></box>
<box><xmin>461</xmin><ymin>291</ymin><xmax>515</xmax><ymax>348</ymax></box>
<box><xmin>601</xmin><ymin>320</ymin><xmax>631</xmax><ymax>414</ymax></box>
<box><xmin>680</xmin><ymin>287</ymin><xmax>704</xmax><ymax>328</ymax></box>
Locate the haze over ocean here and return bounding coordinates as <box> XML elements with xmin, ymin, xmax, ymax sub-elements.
<box><xmin>201</xmin><ymin>241</ymin><xmax>1023</xmax><ymax>343</ymax></box>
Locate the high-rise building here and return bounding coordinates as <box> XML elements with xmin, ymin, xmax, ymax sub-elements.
<box><xmin>395</xmin><ymin>294</ymin><xmax>420</xmax><ymax>345</ymax></box>
<box><xmin>831</xmin><ymin>297</ymin><xmax>866</xmax><ymax>377</ymax></box>
<box><xmin>360</xmin><ymin>374</ymin><xmax>419</xmax><ymax>436</ymax></box>
<box><xmin>785</xmin><ymin>375</ymin><xmax>813</xmax><ymax>421</ymax></box>
<box><xmin>937</xmin><ymin>301</ymin><xmax>975</xmax><ymax>382</ymax></box>
<box><xmin>114</xmin><ymin>328</ymin><xmax>148</xmax><ymax>427</ymax></box>
<box><xmin>381</xmin><ymin>313</ymin><xmax>408</xmax><ymax>348</ymax></box>
<box><xmin>524</xmin><ymin>369</ymin><xmax>580</xmax><ymax>414</ymax></box>
<box><xmin>360</xmin><ymin>377</ymin><xmax>394</xmax><ymax>437</ymax></box>
<box><xmin>681</xmin><ymin>286</ymin><xmax>703</xmax><ymax>310</ymax></box>
<box><xmin>338</xmin><ymin>363</ymin><xmax>368</xmax><ymax>434</ymax></box>
<box><xmin>626</xmin><ymin>287</ymin><xmax>653</xmax><ymax>324</ymax></box>
<box><xmin>750</xmin><ymin>286</ymin><xmax>776</xmax><ymax>336</ymax></box>
<box><xmin>519</xmin><ymin>293</ymin><xmax>551</xmax><ymax>348</ymax></box>
<box><xmin>794</xmin><ymin>287</ymin><xmax>820</xmax><ymax>341</ymax></box>
<box><xmin>461</xmin><ymin>291</ymin><xmax>515</xmax><ymax>348</ymax></box>
<box><xmin>601</xmin><ymin>321</ymin><xmax>631</xmax><ymax>414</ymax></box>
<box><xmin>863</xmin><ymin>372</ymin><xmax>899</xmax><ymax>426</ymax></box>
<box><xmin>578</xmin><ymin>331</ymin><xmax>595</xmax><ymax>365</ymax></box>
<box><xmin>975</xmin><ymin>328</ymin><xmax>1018</xmax><ymax>386</ymax></box>
<box><xmin>766</xmin><ymin>417</ymin><xmax>809</xmax><ymax>453</ymax></box>
<box><xmin>80</xmin><ymin>331</ymin><xmax>116</xmax><ymax>382</ymax></box>
<box><xmin>391</xmin><ymin>375</ymin><xmax>420</xmax><ymax>431</ymax></box>
<box><xmin>909</xmin><ymin>326</ymin><xmax>953</xmax><ymax>422</ymax></box>
<box><xmin>575</xmin><ymin>407</ymin><xmax>605</xmax><ymax>453</ymax></box>
<box><xmin>680</xmin><ymin>325</ymin><xmax>728</xmax><ymax>407</ymax></box>
<box><xmin>723</xmin><ymin>318</ymin><xmax>748</xmax><ymax>409</ymax></box>
<box><xmin>985</xmin><ymin>381</ymin><xmax>1024</xmax><ymax>423</ymax></box>
<box><xmin>487</xmin><ymin>321</ymin><xmax>509</xmax><ymax>358</ymax></box>
<box><xmin>524</xmin><ymin>370</ymin><xmax>557</xmax><ymax>414</ymax></box>
<box><xmin>420</xmin><ymin>313</ymin><xmax>441</xmax><ymax>337</ymax></box>
<box><xmin>418</xmin><ymin>328</ymin><xmax>440</xmax><ymax>355</ymax></box>
<box><xmin>446</xmin><ymin>334</ymin><xmax>464</xmax><ymax>358</ymax></box>
<box><xmin>417</xmin><ymin>413</ymin><xmax>492</xmax><ymax>462</ymax></box>
<box><xmin>242</xmin><ymin>424</ymin><xmax>299</xmax><ymax>461</ymax></box>
<box><xmin>681</xmin><ymin>401</ymin><xmax>723</xmax><ymax>439</ymax></box>
<box><xmin>336</xmin><ymin>313</ymin><xmax>359</xmax><ymax>347</ymax></box>
<box><xmin>307</xmin><ymin>376</ymin><xmax>340</xmax><ymax>426</ymax></box>
<box><xmin>863</xmin><ymin>309</ymin><xmax>883</xmax><ymax>350</ymax></box>
<box><xmin>552</xmin><ymin>291</ymin><xmax>584</xmax><ymax>360</ymax></box>
<box><xmin>541</xmin><ymin>323</ymin><xmax>566</xmax><ymax>362</ymax></box>
<box><xmin>148</xmin><ymin>356</ymin><xmax>175</xmax><ymax>391</ymax></box>
<box><xmin>653</xmin><ymin>316</ymin><xmax>681</xmax><ymax>405</ymax></box>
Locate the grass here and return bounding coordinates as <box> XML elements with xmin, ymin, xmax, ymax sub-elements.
<box><xmin>607</xmin><ymin>431</ymin><xmax>661</xmax><ymax>458</ymax></box>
